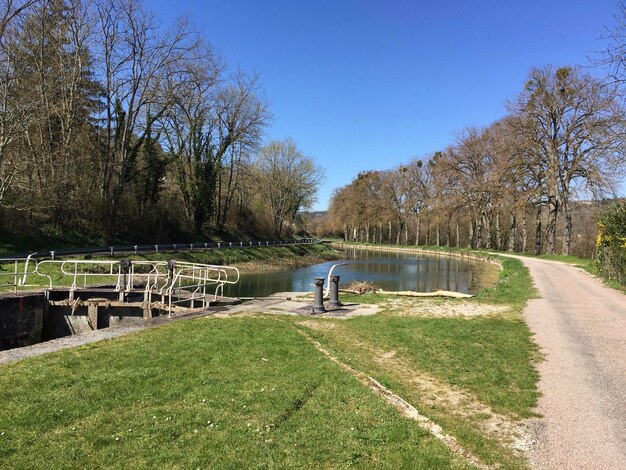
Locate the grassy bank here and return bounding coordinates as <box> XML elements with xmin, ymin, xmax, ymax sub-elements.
<box><xmin>0</xmin><ymin>244</ymin><xmax>539</xmax><ymax>468</ymax></box>
<box><xmin>121</xmin><ymin>243</ymin><xmax>338</xmax><ymax>272</ymax></box>
<box><xmin>0</xmin><ymin>244</ymin><xmax>338</xmax><ymax>291</ymax></box>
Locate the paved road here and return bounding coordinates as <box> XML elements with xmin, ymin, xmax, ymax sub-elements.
<box><xmin>517</xmin><ymin>257</ymin><xmax>626</xmax><ymax>469</ymax></box>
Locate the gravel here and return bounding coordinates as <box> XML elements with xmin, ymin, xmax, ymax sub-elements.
<box><xmin>516</xmin><ymin>257</ymin><xmax>626</xmax><ymax>469</ymax></box>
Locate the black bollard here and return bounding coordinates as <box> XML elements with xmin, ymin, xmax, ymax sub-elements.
<box><xmin>328</xmin><ymin>275</ymin><xmax>342</xmax><ymax>309</ymax></box>
<box><xmin>312</xmin><ymin>277</ymin><xmax>326</xmax><ymax>314</ymax></box>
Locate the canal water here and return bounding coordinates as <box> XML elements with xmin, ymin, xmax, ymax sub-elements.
<box><xmin>224</xmin><ymin>247</ymin><xmax>486</xmax><ymax>298</ymax></box>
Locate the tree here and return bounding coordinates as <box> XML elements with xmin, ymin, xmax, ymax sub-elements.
<box><xmin>405</xmin><ymin>158</ymin><xmax>432</xmax><ymax>246</ymax></box>
<box><xmin>94</xmin><ymin>0</ymin><xmax>205</xmax><ymax>237</ymax></box>
<box><xmin>511</xmin><ymin>66</ymin><xmax>626</xmax><ymax>254</ymax></box>
<box><xmin>213</xmin><ymin>73</ymin><xmax>270</xmax><ymax>229</ymax></box>
<box><xmin>254</xmin><ymin>139</ymin><xmax>324</xmax><ymax>238</ymax></box>
<box><xmin>599</xmin><ymin>2</ymin><xmax>626</xmax><ymax>89</ymax></box>
<box><xmin>0</xmin><ymin>0</ymin><xmax>39</xmax><ymax>206</ymax></box>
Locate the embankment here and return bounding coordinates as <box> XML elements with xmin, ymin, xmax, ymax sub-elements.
<box><xmin>124</xmin><ymin>243</ymin><xmax>340</xmax><ymax>273</ymax></box>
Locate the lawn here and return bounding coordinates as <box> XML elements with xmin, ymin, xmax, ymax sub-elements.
<box><xmin>0</xmin><ymin>318</ymin><xmax>470</xmax><ymax>469</ymax></box>
<box><xmin>0</xmin><ymin>249</ymin><xmax>539</xmax><ymax>469</ymax></box>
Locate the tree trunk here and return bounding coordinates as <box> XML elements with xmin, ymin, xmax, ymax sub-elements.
<box><xmin>508</xmin><ymin>214</ymin><xmax>516</xmax><ymax>252</ymax></box>
<box><xmin>405</xmin><ymin>224</ymin><xmax>409</xmax><ymax>245</ymax></box>
<box><xmin>483</xmin><ymin>211</ymin><xmax>492</xmax><ymax>249</ymax></box>
<box><xmin>475</xmin><ymin>216</ymin><xmax>483</xmax><ymax>249</ymax></box>
<box><xmin>446</xmin><ymin>224</ymin><xmax>451</xmax><ymax>247</ymax></box>
<box><xmin>495</xmin><ymin>213</ymin><xmax>502</xmax><ymax>250</ymax></box>
<box><xmin>396</xmin><ymin>220</ymin><xmax>402</xmax><ymax>244</ymax></box>
<box><xmin>456</xmin><ymin>220</ymin><xmax>460</xmax><ymax>247</ymax></box>
<box><xmin>468</xmin><ymin>220</ymin><xmax>474</xmax><ymax>248</ymax></box>
<box><xmin>388</xmin><ymin>220</ymin><xmax>392</xmax><ymax>243</ymax></box>
<box><xmin>561</xmin><ymin>199</ymin><xmax>572</xmax><ymax>256</ymax></box>
<box><xmin>521</xmin><ymin>210</ymin><xmax>528</xmax><ymax>252</ymax></box>
<box><xmin>365</xmin><ymin>223</ymin><xmax>370</xmax><ymax>243</ymax></box>
<box><xmin>425</xmin><ymin>221</ymin><xmax>430</xmax><ymax>246</ymax></box>
<box><xmin>436</xmin><ymin>224</ymin><xmax>440</xmax><ymax>246</ymax></box>
<box><xmin>546</xmin><ymin>195</ymin><xmax>558</xmax><ymax>254</ymax></box>
<box><xmin>534</xmin><ymin>204</ymin><xmax>542</xmax><ymax>255</ymax></box>
<box><xmin>415</xmin><ymin>218</ymin><xmax>420</xmax><ymax>246</ymax></box>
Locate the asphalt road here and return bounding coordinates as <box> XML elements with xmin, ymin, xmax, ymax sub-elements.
<box><xmin>518</xmin><ymin>257</ymin><xmax>626</xmax><ymax>469</ymax></box>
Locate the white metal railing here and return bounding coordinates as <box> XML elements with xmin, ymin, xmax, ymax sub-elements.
<box><xmin>34</xmin><ymin>259</ymin><xmax>124</xmax><ymax>292</ymax></box>
<box><xmin>324</xmin><ymin>262</ymin><xmax>349</xmax><ymax>297</ymax></box>
<box><xmin>164</xmin><ymin>262</ymin><xmax>239</xmax><ymax>316</ymax></box>
<box><xmin>3</xmin><ymin>258</ymin><xmax>239</xmax><ymax>315</ymax></box>
<box><xmin>0</xmin><ymin>258</ymin><xmax>23</xmax><ymax>293</ymax></box>
<box><xmin>0</xmin><ymin>253</ymin><xmax>40</xmax><ymax>293</ymax></box>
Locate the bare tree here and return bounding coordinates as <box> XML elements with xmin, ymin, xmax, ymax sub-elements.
<box><xmin>214</xmin><ymin>72</ymin><xmax>269</xmax><ymax>228</ymax></box>
<box><xmin>254</xmin><ymin>139</ymin><xmax>324</xmax><ymax>238</ymax></box>
<box><xmin>511</xmin><ymin>66</ymin><xmax>626</xmax><ymax>254</ymax></box>
<box><xmin>0</xmin><ymin>0</ymin><xmax>38</xmax><ymax>206</ymax></box>
<box><xmin>94</xmin><ymin>0</ymin><xmax>204</xmax><ymax>235</ymax></box>
<box><xmin>405</xmin><ymin>158</ymin><xmax>432</xmax><ymax>245</ymax></box>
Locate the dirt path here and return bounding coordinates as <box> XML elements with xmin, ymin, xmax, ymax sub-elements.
<box><xmin>515</xmin><ymin>256</ymin><xmax>626</xmax><ymax>469</ymax></box>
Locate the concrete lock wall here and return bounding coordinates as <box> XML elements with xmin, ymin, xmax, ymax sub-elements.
<box><xmin>0</xmin><ymin>293</ymin><xmax>46</xmax><ymax>351</ymax></box>
<box><xmin>45</xmin><ymin>303</ymin><xmax>148</xmax><ymax>339</ymax></box>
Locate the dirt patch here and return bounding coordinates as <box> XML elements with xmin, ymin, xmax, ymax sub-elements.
<box><xmin>299</xmin><ymin>320</ymin><xmax>337</xmax><ymax>331</ymax></box>
<box><xmin>384</xmin><ymin>299</ymin><xmax>509</xmax><ymax>317</ymax></box>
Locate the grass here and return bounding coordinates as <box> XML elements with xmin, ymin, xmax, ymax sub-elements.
<box><xmin>511</xmin><ymin>251</ymin><xmax>594</xmax><ymax>270</ymax></box>
<box><xmin>296</xmin><ymin>313</ymin><xmax>538</xmax><ymax>468</ymax></box>
<box><xmin>0</xmin><ymin>243</ymin><xmax>541</xmax><ymax>468</ymax></box>
<box><xmin>314</xmin><ymin>314</ymin><xmax>538</xmax><ymax>416</ymax></box>
<box><xmin>122</xmin><ymin>243</ymin><xmax>337</xmax><ymax>268</ymax></box>
<box><xmin>0</xmin><ymin>318</ymin><xmax>470</xmax><ymax>469</ymax></box>
<box><xmin>475</xmin><ymin>257</ymin><xmax>538</xmax><ymax>307</ymax></box>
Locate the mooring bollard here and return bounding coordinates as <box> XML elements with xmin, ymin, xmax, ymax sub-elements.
<box><xmin>328</xmin><ymin>274</ymin><xmax>342</xmax><ymax>309</ymax></box>
<box><xmin>312</xmin><ymin>277</ymin><xmax>326</xmax><ymax>314</ymax></box>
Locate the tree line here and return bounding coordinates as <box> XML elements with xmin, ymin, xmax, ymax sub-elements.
<box><xmin>329</xmin><ymin>63</ymin><xmax>626</xmax><ymax>256</ymax></box>
<box><xmin>0</xmin><ymin>0</ymin><xmax>323</xmax><ymax>244</ymax></box>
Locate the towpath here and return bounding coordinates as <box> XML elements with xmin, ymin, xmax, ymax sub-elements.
<box><xmin>515</xmin><ymin>256</ymin><xmax>626</xmax><ymax>469</ymax></box>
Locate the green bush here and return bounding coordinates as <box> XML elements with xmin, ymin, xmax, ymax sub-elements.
<box><xmin>596</xmin><ymin>201</ymin><xmax>626</xmax><ymax>285</ymax></box>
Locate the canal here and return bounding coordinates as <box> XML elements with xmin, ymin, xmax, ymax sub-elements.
<box><xmin>224</xmin><ymin>247</ymin><xmax>489</xmax><ymax>298</ymax></box>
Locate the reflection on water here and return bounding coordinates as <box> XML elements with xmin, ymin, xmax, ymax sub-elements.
<box><xmin>224</xmin><ymin>248</ymin><xmax>484</xmax><ymax>298</ymax></box>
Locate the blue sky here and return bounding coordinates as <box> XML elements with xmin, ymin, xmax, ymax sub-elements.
<box><xmin>149</xmin><ymin>0</ymin><xmax>621</xmax><ymax>210</ymax></box>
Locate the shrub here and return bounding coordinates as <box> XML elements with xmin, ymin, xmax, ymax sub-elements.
<box><xmin>596</xmin><ymin>201</ymin><xmax>626</xmax><ymax>285</ymax></box>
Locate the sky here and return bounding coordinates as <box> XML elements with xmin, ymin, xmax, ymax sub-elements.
<box><xmin>149</xmin><ymin>0</ymin><xmax>622</xmax><ymax>210</ymax></box>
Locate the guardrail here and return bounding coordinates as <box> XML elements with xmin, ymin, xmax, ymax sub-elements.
<box><xmin>1</xmin><ymin>238</ymin><xmax>320</xmax><ymax>260</ymax></box>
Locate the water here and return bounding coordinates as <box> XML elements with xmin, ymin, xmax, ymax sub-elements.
<box><xmin>224</xmin><ymin>247</ymin><xmax>485</xmax><ymax>298</ymax></box>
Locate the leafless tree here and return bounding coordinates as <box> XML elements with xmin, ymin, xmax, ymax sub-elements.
<box><xmin>511</xmin><ymin>66</ymin><xmax>626</xmax><ymax>254</ymax></box>
<box><xmin>254</xmin><ymin>139</ymin><xmax>324</xmax><ymax>238</ymax></box>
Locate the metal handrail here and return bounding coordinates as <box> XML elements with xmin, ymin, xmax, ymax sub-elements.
<box><xmin>34</xmin><ymin>259</ymin><xmax>121</xmax><ymax>291</ymax></box>
<box><xmin>0</xmin><ymin>258</ymin><xmax>25</xmax><ymax>293</ymax></box>
<box><xmin>20</xmin><ymin>257</ymin><xmax>239</xmax><ymax>316</ymax></box>
<box><xmin>324</xmin><ymin>262</ymin><xmax>349</xmax><ymax>297</ymax></box>
<box><xmin>165</xmin><ymin>263</ymin><xmax>240</xmax><ymax>316</ymax></box>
